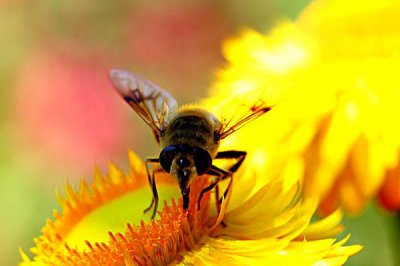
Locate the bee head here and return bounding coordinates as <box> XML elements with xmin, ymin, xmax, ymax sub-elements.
<box><xmin>160</xmin><ymin>145</ymin><xmax>212</xmax><ymax>191</ymax></box>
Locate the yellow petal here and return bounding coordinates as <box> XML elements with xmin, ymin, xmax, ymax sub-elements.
<box><xmin>302</xmin><ymin>209</ymin><xmax>344</xmax><ymax>240</ymax></box>
<box><xmin>176</xmin><ymin>236</ymin><xmax>358</xmax><ymax>266</ymax></box>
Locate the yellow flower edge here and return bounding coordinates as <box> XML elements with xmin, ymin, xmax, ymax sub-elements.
<box><xmin>297</xmin><ymin>0</ymin><xmax>400</xmax><ymax>213</ymax></box>
<box><xmin>20</xmin><ymin>151</ymin><xmax>361</xmax><ymax>265</ymax></box>
<box><xmin>206</xmin><ymin>0</ymin><xmax>400</xmax><ymax>215</ymax></box>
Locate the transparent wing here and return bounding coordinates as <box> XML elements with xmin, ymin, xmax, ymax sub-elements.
<box><xmin>109</xmin><ymin>69</ymin><xmax>178</xmax><ymax>142</ymax></box>
<box><xmin>216</xmin><ymin>99</ymin><xmax>272</xmax><ymax>140</ymax></box>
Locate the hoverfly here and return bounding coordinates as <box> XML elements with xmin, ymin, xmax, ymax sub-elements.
<box><xmin>109</xmin><ymin>69</ymin><xmax>271</xmax><ymax>219</ymax></box>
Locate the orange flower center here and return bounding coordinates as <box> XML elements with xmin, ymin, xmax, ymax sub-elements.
<box><xmin>62</xmin><ymin>178</ymin><xmax>216</xmax><ymax>265</ymax></box>
<box><xmin>26</xmin><ymin>154</ymin><xmax>225</xmax><ymax>266</ymax></box>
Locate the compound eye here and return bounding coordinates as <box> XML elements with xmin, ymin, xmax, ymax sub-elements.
<box><xmin>192</xmin><ymin>147</ymin><xmax>212</xmax><ymax>175</ymax></box>
<box><xmin>159</xmin><ymin>146</ymin><xmax>178</xmax><ymax>172</ymax></box>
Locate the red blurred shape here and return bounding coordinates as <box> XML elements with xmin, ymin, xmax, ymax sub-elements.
<box><xmin>378</xmin><ymin>164</ymin><xmax>400</xmax><ymax>211</ymax></box>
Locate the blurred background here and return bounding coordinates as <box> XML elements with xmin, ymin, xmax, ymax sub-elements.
<box><xmin>0</xmin><ymin>1</ymin><xmax>398</xmax><ymax>265</ymax></box>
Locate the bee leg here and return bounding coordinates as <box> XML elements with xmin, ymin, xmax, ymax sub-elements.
<box><xmin>214</xmin><ymin>184</ymin><xmax>227</xmax><ymax>228</ymax></box>
<box><xmin>213</xmin><ymin>175</ymin><xmax>233</xmax><ymax>229</ymax></box>
<box><xmin>213</xmin><ymin>150</ymin><xmax>246</xmax><ymax>206</ymax></box>
<box><xmin>143</xmin><ymin>198</ymin><xmax>154</xmax><ymax>213</ymax></box>
<box><xmin>150</xmin><ymin>170</ymin><xmax>159</xmax><ymax>219</ymax></box>
<box><xmin>199</xmin><ymin>165</ymin><xmax>232</xmax><ymax>209</ymax></box>
<box><xmin>214</xmin><ymin>175</ymin><xmax>234</xmax><ymax>207</ymax></box>
<box><xmin>215</xmin><ymin>151</ymin><xmax>247</xmax><ymax>173</ymax></box>
<box><xmin>144</xmin><ymin>157</ymin><xmax>160</xmax><ymax>219</ymax></box>
<box><xmin>221</xmin><ymin>175</ymin><xmax>233</xmax><ymax>207</ymax></box>
<box><xmin>197</xmin><ymin>174</ymin><xmax>223</xmax><ymax>209</ymax></box>
<box><xmin>209</xmin><ymin>153</ymin><xmax>245</xmax><ymax>226</ymax></box>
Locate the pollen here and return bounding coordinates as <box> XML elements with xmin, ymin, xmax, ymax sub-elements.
<box><xmin>22</xmin><ymin>151</ymin><xmax>219</xmax><ymax>265</ymax></box>
<box><xmin>62</xmin><ymin>191</ymin><xmax>211</xmax><ymax>266</ymax></box>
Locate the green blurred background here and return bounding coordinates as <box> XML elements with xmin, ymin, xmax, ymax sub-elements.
<box><xmin>0</xmin><ymin>1</ymin><xmax>398</xmax><ymax>265</ymax></box>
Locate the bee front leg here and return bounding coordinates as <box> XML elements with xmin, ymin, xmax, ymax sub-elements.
<box><xmin>197</xmin><ymin>174</ymin><xmax>223</xmax><ymax>209</ymax></box>
<box><xmin>205</xmin><ymin>151</ymin><xmax>246</xmax><ymax>218</ymax></box>
<box><xmin>213</xmin><ymin>150</ymin><xmax>246</xmax><ymax>207</ymax></box>
<box><xmin>215</xmin><ymin>150</ymin><xmax>247</xmax><ymax>173</ymax></box>
<box><xmin>218</xmin><ymin>175</ymin><xmax>233</xmax><ymax>208</ymax></box>
<box><xmin>144</xmin><ymin>157</ymin><xmax>160</xmax><ymax>219</ymax></box>
<box><xmin>215</xmin><ymin>175</ymin><xmax>233</xmax><ymax>228</ymax></box>
<box><xmin>198</xmin><ymin>165</ymin><xmax>231</xmax><ymax>209</ymax></box>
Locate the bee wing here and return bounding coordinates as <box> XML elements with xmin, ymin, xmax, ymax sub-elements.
<box><xmin>109</xmin><ymin>69</ymin><xmax>178</xmax><ymax>141</ymax></box>
<box><xmin>216</xmin><ymin>99</ymin><xmax>272</xmax><ymax>140</ymax></box>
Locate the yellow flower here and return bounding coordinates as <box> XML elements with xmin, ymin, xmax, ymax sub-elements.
<box><xmin>206</xmin><ymin>0</ymin><xmax>400</xmax><ymax>215</ymax></box>
<box><xmin>20</xmin><ymin>151</ymin><xmax>361</xmax><ymax>265</ymax></box>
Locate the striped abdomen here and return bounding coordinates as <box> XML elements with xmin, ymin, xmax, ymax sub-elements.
<box><xmin>161</xmin><ymin>115</ymin><xmax>218</xmax><ymax>156</ymax></box>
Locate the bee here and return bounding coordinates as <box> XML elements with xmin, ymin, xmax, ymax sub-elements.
<box><xmin>109</xmin><ymin>69</ymin><xmax>271</xmax><ymax>219</ymax></box>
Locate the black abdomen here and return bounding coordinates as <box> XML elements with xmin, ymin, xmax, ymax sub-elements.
<box><xmin>164</xmin><ymin>115</ymin><xmax>213</xmax><ymax>148</ymax></box>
